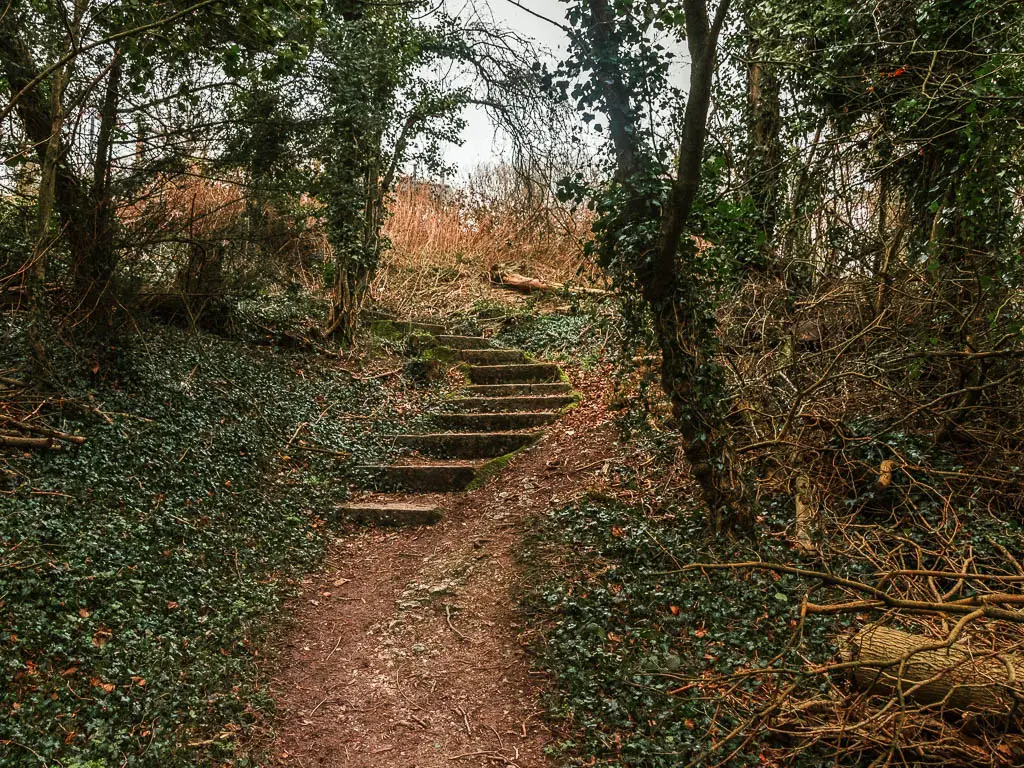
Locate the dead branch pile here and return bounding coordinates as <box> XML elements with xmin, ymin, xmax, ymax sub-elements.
<box><xmin>689</xmin><ymin>267</ymin><xmax>1024</xmax><ymax>765</ymax></box>
<box><xmin>0</xmin><ymin>376</ymin><xmax>87</xmax><ymax>458</ymax></box>
<box><xmin>608</xmin><ymin>260</ymin><xmax>1024</xmax><ymax>764</ymax></box>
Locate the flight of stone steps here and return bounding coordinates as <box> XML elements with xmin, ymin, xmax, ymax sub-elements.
<box><xmin>340</xmin><ymin>320</ymin><xmax>576</xmax><ymax>526</ymax></box>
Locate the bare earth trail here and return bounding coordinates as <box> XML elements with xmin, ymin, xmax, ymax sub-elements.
<box><xmin>266</xmin><ymin>333</ymin><xmax>617</xmax><ymax>768</ymax></box>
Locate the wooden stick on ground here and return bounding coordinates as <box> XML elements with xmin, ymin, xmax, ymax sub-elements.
<box><xmin>0</xmin><ymin>417</ymin><xmax>86</xmax><ymax>445</ymax></box>
<box><xmin>1</xmin><ymin>434</ymin><xmax>57</xmax><ymax>450</ymax></box>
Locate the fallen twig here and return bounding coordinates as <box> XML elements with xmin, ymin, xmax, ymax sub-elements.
<box><xmin>675</xmin><ymin>562</ymin><xmax>1024</xmax><ymax>622</ymax></box>
<box><xmin>445</xmin><ymin>603</ymin><xmax>468</xmax><ymax>642</ymax></box>
<box><xmin>1</xmin><ymin>434</ymin><xmax>58</xmax><ymax>450</ymax></box>
<box><xmin>0</xmin><ymin>416</ymin><xmax>86</xmax><ymax>445</ymax></box>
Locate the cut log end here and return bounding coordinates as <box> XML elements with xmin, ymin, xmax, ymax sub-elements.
<box><xmin>793</xmin><ymin>474</ymin><xmax>819</xmax><ymax>555</ymax></box>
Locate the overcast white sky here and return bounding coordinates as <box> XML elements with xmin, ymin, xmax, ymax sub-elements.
<box><xmin>441</xmin><ymin>0</ymin><xmax>690</xmax><ymax>178</ymax></box>
<box><xmin>443</xmin><ymin>0</ymin><xmax>572</xmax><ymax>176</ymax></box>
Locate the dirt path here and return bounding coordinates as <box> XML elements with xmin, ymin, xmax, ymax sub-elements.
<box><xmin>265</xmin><ymin>372</ymin><xmax>615</xmax><ymax>768</ymax></box>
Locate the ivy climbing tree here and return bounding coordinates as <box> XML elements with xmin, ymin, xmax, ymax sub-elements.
<box><xmin>758</xmin><ymin>0</ymin><xmax>1024</xmax><ymax>441</ymax></box>
<box><xmin>0</xmin><ymin>0</ymin><xmax>317</xmax><ymax>365</ymax></box>
<box><xmin>561</xmin><ymin>0</ymin><xmax>752</xmax><ymax>534</ymax></box>
<box><xmin>292</xmin><ymin>2</ymin><xmax>565</xmax><ymax>342</ymax></box>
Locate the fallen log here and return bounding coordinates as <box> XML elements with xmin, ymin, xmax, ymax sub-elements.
<box><xmin>494</xmin><ymin>270</ymin><xmax>548</xmax><ymax>293</ymax></box>
<box><xmin>489</xmin><ymin>267</ymin><xmax>611</xmax><ymax>297</ymax></box>
<box><xmin>843</xmin><ymin>625</ymin><xmax>1024</xmax><ymax>714</ymax></box>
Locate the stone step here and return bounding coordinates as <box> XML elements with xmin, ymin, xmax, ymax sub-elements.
<box><xmin>373</xmin><ymin>320</ymin><xmax>447</xmax><ymax>337</ymax></box>
<box><xmin>355</xmin><ymin>464</ymin><xmax>479</xmax><ymax>492</ymax></box>
<box><xmin>462</xmin><ymin>382</ymin><xmax>574</xmax><ymax>397</ymax></box>
<box><xmin>468</xmin><ymin>363</ymin><xmax>562</xmax><ymax>385</ymax></box>
<box><xmin>457</xmin><ymin>348</ymin><xmax>526</xmax><ymax>365</ymax></box>
<box><xmin>407</xmin><ymin>321</ymin><xmax>447</xmax><ymax>335</ymax></box>
<box><xmin>362</xmin><ymin>308</ymin><xmax>397</xmax><ymax>321</ymax></box>
<box><xmin>451</xmin><ymin>395</ymin><xmax>577</xmax><ymax>412</ymax></box>
<box><xmin>394</xmin><ymin>431</ymin><xmax>540</xmax><ymax>459</ymax></box>
<box><xmin>435</xmin><ymin>335</ymin><xmax>491</xmax><ymax>350</ymax></box>
<box><xmin>437</xmin><ymin>412</ymin><xmax>557</xmax><ymax>432</ymax></box>
<box><xmin>340</xmin><ymin>502</ymin><xmax>442</xmax><ymax>527</ymax></box>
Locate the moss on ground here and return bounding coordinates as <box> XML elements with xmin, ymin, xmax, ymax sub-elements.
<box><xmin>421</xmin><ymin>346</ymin><xmax>460</xmax><ymax>365</ymax></box>
<box><xmin>466</xmin><ymin>449</ymin><xmax>527</xmax><ymax>490</ymax></box>
<box><xmin>369</xmin><ymin>319</ymin><xmax>437</xmax><ymax>346</ymax></box>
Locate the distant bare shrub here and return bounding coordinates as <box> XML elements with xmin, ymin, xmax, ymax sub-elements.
<box><xmin>384</xmin><ymin>169</ymin><xmax>593</xmax><ymax>279</ymax></box>
<box><xmin>119</xmin><ymin>170</ymin><xmax>330</xmax><ymax>326</ymax></box>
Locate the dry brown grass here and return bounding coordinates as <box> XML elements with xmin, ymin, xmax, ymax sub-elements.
<box><xmin>374</xmin><ymin>175</ymin><xmax>597</xmax><ymax>319</ymax></box>
<box><xmin>120</xmin><ymin>169</ymin><xmax>329</xmax><ymax>257</ymax></box>
<box><xmin>384</xmin><ymin>175</ymin><xmax>592</xmax><ymax>281</ymax></box>
<box><xmin>117</xmin><ymin>167</ymin><xmax>597</xmax><ymax>321</ymax></box>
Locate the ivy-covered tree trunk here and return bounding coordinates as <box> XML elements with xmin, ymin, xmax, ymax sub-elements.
<box><xmin>583</xmin><ymin>0</ymin><xmax>752</xmax><ymax>534</ymax></box>
<box><xmin>743</xmin><ymin>4</ymin><xmax>783</xmax><ymax>271</ymax></box>
<box><xmin>317</xmin><ymin>0</ymin><xmax>407</xmax><ymax>344</ymax></box>
<box><xmin>2</xmin><ymin>14</ymin><xmax>122</xmax><ymax>344</ymax></box>
<box><xmin>326</xmin><ymin>241</ymin><xmax>379</xmax><ymax>345</ymax></box>
<box><xmin>1</xmin><ymin>8</ymin><xmax>83</xmax><ymax>369</ymax></box>
<box><xmin>74</xmin><ymin>51</ymin><xmax>123</xmax><ymax>338</ymax></box>
<box><xmin>909</xmin><ymin>150</ymin><xmax>1015</xmax><ymax>445</ymax></box>
<box><xmin>652</xmin><ymin>276</ymin><xmax>750</xmax><ymax>531</ymax></box>
<box><xmin>324</xmin><ymin>153</ymin><xmax>385</xmax><ymax>344</ymax></box>
<box><xmin>24</xmin><ymin>63</ymin><xmax>67</xmax><ymax>378</ymax></box>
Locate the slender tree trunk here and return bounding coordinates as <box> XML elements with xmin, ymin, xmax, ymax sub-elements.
<box><xmin>76</xmin><ymin>51</ymin><xmax>123</xmax><ymax>336</ymax></box>
<box><xmin>585</xmin><ymin>0</ymin><xmax>750</xmax><ymax>534</ymax></box>
<box><xmin>25</xmin><ymin>65</ymin><xmax>68</xmax><ymax>378</ymax></box>
<box><xmin>744</xmin><ymin>6</ymin><xmax>782</xmax><ymax>269</ymax></box>
<box><xmin>326</xmin><ymin>161</ymin><xmax>384</xmax><ymax>343</ymax></box>
<box><xmin>1</xmin><ymin>6</ymin><xmax>91</xmax><ymax>332</ymax></box>
<box><xmin>325</xmin><ymin>106</ymin><xmax>423</xmax><ymax>343</ymax></box>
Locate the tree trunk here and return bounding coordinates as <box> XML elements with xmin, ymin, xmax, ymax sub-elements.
<box><xmin>653</xmin><ymin>292</ymin><xmax>752</xmax><ymax>532</ymax></box>
<box><xmin>0</xmin><ymin>9</ymin><xmax>94</xmax><ymax>332</ymax></box>
<box><xmin>324</xmin><ymin>103</ymin><xmax>436</xmax><ymax>343</ymax></box>
<box><xmin>74</xmin><ymin>51</ymin><xmax>123</xmax><ymax>336</ymax></box>
<box><xmin>24</xmin><ymin>61</ymin><xmax>67</xmax><ymax>378</ymax></box>
<box><xmin>585</xmin><ymin>0</ymin><xmax>749</xmax><ymax>533</ymax></box>
<box><xmin>326</xmin><ymin>161</ymin><xmax>384</xmax><ymax>344</ymax></box>
<box><xmin>326</xmin><ymin>259</ymin><xmax>373</xmax><ymax>344</ymax></box>
<box><xmin>744</xmin><ymin>8</ymin><xmax>783</xmax><ymax>269</ymax></box>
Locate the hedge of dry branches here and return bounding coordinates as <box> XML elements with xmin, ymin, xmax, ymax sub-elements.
<box><xmin>691</xmin><ymin>264</ymin><xmax>1024</xmax><ymax>765</ymax></box>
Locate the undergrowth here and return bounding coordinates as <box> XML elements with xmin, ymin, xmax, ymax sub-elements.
<box><xmin>488</xmin><ymin>298</ymin><xmax>620</xmax><ymax>367</ymax></box>
<box><xmin>0</xmin><ymin>314</ymin><xmax>433</xmax><ymax>766</ymax></box>
<box><xmin>519</xmin><ymin>497</ymin><xmax>825</xmax><ymax>767</ymax></box>
<box><xmin>521</xmin><ymin>485</ymin><xmax>1024</xmax><ymax>767</ymax></box>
